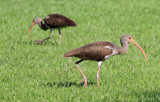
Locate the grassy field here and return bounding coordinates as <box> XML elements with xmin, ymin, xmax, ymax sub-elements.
<box><xmin>0</xmin><ymin>0</ymin><xmax>160</xmax><ymax>101</ymax></box>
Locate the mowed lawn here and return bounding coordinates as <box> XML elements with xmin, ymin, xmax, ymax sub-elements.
<box><xmin>0</xmin><ymin>0</ymin><xmax>160</xmax><ymax>101</ymax></box>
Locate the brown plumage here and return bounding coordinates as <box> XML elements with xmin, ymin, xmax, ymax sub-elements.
<box><xmin>27</xmin><ymin>14</ymin><xmax>76</xmax><ymax>45</ymax></box>
<box><xmin>44</xmin><ymin>14</ymin><xmax>76</xmax><ymax>28</ymax></box>
<box><xmin>64</xmin><ymin>41</ymin><xmax>114</xmax><ymax>61</ymax></box>
<box><xmin>64</xmin><ymin>35</ymin><xmax>147</xmax><ymax>87</ymax></box>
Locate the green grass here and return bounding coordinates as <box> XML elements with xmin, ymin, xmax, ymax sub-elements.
<box><xmin>0</xmin><ymin>0</ymin><xmax>160</xmax><ymax>101</ymax></box>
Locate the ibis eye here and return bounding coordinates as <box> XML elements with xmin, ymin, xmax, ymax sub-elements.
<box><xmin>129</xmin><ymin>37</ymin><xmax>132</xmax><ymax>39</ymax></box>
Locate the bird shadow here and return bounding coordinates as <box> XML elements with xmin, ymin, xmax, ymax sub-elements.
<box><xmin>45</xmin><ymin>81</ymin><xmax>96</xmax><ymax>88</ymax></box>
<box><xmin>20</xmin><ymin>40</ymin><xmax>56</xmax><ymax>46</ymax></box>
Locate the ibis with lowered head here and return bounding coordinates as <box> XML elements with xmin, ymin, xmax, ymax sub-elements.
<box><xmin>27</xmin><ymin>14</ymin><xmax>76</xmax><ymax>45</ymax></box>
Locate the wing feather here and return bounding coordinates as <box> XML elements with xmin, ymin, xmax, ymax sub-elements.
<box><xmin>64</xmin><ymin>41</ymin><xmax>115</xmax><ymax>61</ymax></box>
<box><xmin>44</xmin><ymin>14</ymin><xmax>76</xmax><ymax>28</ymax></box>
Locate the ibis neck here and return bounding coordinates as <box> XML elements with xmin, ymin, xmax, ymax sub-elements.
<box><xmin>119</xmin><ymin>41</ymin><xmax>129</xmax><ymax>54</ymax></box>
<box><xmin>38</xmin><ymin>21</ymin><xmax>49</xmax><ymax>30</ymax></box>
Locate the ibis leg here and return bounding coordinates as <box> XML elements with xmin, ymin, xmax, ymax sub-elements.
<box><xmin>97</xmin><ymin>61</ymin><xmax>102</xmax><ymax>88</ymax></box>
<box><xmin>75</xmin><ymin>60</ymin><xmax>87</xmax><ymax>87</ymax></box>
<box><xmin>59</xmin><ymin>29</ymin><xmax>61</xmax><ymax>45</ymax></box>
<box><xmin>36</xmin><ymin>29</ymin><xmax>52</xmax><ymax>44</ymax></box>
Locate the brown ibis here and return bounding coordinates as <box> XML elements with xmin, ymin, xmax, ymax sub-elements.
<box><xmin>27</xmin><ymin>14</ymin><xmax>76</xmax><ymax>45</ymax></box>
<box><xmin>64</xmin><ymin>35</ymin><xmax>147</xmax><ymax>87</ymax></box>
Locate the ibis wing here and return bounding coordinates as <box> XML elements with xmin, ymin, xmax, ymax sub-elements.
<box><xmin>44</xmin><ymin>14</ymin><xmax>76</xmax><ymax>28</ymax></box>
<box><xmin>64</xmin><ymin>41</ymin><xmax>114</xmax><ymax>61</ymax></box>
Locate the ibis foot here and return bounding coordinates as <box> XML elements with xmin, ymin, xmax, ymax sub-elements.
<box><xmin>81</xmin><ymin>77</ymin><xmax>87</xmax><ymax>87</ymax></box>
<box><xmin>75</xmin><ymin>60</ymin><xmax>87</xmax><ymax>87</ymax></box>
<box><xmin>36</xmin><ymin>35</ymin><xmax>51</xmax><ymax>44</ymax></box>
<box><xmin>36</xmin><ymin>40</ymin><xmax>45</xmax><ymax>44</ymax></box>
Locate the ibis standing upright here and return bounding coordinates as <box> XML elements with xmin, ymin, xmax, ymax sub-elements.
<box><xmin>64</xmin><ymin>35</ymin><xmax>147</xmax><ymax>87</ymax></box>
<box><xmin>27</xmin><ymin>14</ymin><xmax>76</xmax><ymax>45</ymax></box>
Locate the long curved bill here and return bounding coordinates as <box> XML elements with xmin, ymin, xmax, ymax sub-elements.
<box><xmin>129</xmin><ymin>38</ymin><xmax>147</xmax><ymax>62</ymax></box>
<box><xmin>27</xmin><ymin>22</ymin><xmax>35</xmax><ymax>38</ymax></box>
